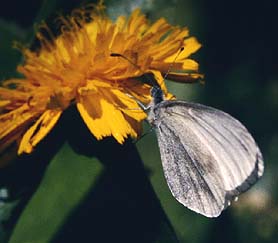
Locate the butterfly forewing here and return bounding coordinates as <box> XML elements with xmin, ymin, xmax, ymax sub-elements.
<box><xmin>150</xmin><ymin>100</ymin><xmax>264</xmax><ymax>217</ymax></box>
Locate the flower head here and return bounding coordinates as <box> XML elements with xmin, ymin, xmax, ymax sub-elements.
<box><xmin>0</xmin><ymin>1</ymin><xmax>202</xmax><ymax>156</ymax></box>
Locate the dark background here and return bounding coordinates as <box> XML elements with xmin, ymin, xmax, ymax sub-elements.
<box><xmin>0</xmin><ymin>0</ymin><xmax>277</xmax><ymax>242</ymax></box>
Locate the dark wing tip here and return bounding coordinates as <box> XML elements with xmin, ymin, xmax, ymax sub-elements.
<box><xmin>223</xmin><ymin>147</ymin><xmax>264</xmax><ymax>210</ymax></box>
<box><xmin>235</xmin><ymin>147</ymin><xmax>264</xmax><ymax>193</ymax></box>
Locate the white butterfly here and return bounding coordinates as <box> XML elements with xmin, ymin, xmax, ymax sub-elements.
<box><xmin>110</xmin><ymin>52</ymin><xmax>264</xmax><ymax>217</ymax></box>
<box><xmin>147</xmin><ymin>86</ymin><xmax>264</xmax><ymax>217</ymax></box>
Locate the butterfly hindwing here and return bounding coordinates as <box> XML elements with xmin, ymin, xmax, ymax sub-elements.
<box><xmin>151</xmin><ymin>100</ymin><xmax>263</xmax><ymax>217</ymax></box>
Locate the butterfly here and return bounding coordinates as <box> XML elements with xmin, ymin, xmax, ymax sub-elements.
<box><xmin>147</xmin><ymin>85</ymin><xmax>264</xmax><ymax>217</ymax></box>
<box><xmin>110</xmin><ymin>52</ymin><xmax>264</xmax><ymax>217</ymax></box>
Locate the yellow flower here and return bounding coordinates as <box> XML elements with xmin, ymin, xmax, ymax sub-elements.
<box><xmin>0</xmin><ymin>2</ymin><xmax>202</xmax><ymax>157</ymax></box>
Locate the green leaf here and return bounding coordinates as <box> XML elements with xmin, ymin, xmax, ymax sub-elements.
<box><xmin>9</xmin><ymin>142</ymin><xmax>103</xmax><ymax>243</ymax></box>
<box><xmin>8</xmin><ymin>106</ymin><xmax>179</xmax><ymax>242</ymax></box>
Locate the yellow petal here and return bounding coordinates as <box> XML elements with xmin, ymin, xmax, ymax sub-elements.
<box><xmin>110</xmin><ymin>89</ymin><xmax>147</xmax><ymax>121</ymax></box>
<box><xmin>164</xmin><ymin>37</ymin><xmax>201</xmax><ymax>62</ymax></box>
<box><xmin>0</xmin><ymin>5</ymin><xmax>202</xmax><ymax>150</ymax></box>
<box><xmin>127</xmin><ymin>9</ymin><xmax>147</xmax><ymax>34</ymax></box>
<box><xmin>179</xmin><ymin>37</ymin><xmax>202</xmax><ymax>59</ymax></box>
<box><xmin>123</xmin><ymin>114</ymin><xmax>142</xmax><ymax>139</ymax></box>
<box><xmin>149</xmin><ymin>70</ymin><xmax>169</xmax><ymax>95</ymax></box>
<box><xmin>145</xmin><ymin>18</ymin><xmax>170</xmax><ymax>36</ymax></box>
<box><xmin>18</xmin><ymin>109</ymin><xmax>62</xmax><ymax>154</ymax></box>
<box><xmin>77</xmin><ymin>95</ymin><xmax>106</xmax><ymax>139</ymax></box>
<box><xmin>165</xmin><ymin>72</ymin><xmax>204</xmax><ymax>83</ymax></box>
<box><xmin>77</xmin><ymin>90</ymin><xmax>140</xmax><ymax>144</ymax></box>
<box><xmin>0</xmin><ymin>104</ymin><xmax>38</xmax><ymax>142</ymax></box>
<box><xmin>181</xmin><ymin>59</ymin><xmax>199</xmax><ymax>70</ymax></box>
<box><xmin>121</xmin><ymin>79</ymin><xmax>152</xmax><ymax>105</ymax></box>
<box><xmin>0</xmin><ymin>100</ymin><xmax>10</xmax><ymax>108</ymax></box>
<box><xmin>115</xmin><ymin>15</ymin><xmax>126</xmax><ymax>31</ymax></box>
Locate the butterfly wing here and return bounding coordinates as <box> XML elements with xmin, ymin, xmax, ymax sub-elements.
<box><xmin>151</xmin><ymin>101</ymin><xmax>263</xmax><ymax>217</ymax></box>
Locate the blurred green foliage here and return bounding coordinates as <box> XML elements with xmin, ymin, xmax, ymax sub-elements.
<box><xmin>0</xmin><ymin>0</ymin><xmax>277</xmax><ymax>242</ymax></box>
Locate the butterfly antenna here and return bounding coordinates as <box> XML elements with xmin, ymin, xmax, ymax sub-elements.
<box><xmin>110</xmin><ymin>53</ymin><xmax>142</xmax><ymax>72</ymax></box>
<box><xmin>163</xmin><ymin>46</ymin><xmax>184</xmax><ymax>80</ymax></box>
<box><xmin>110</xmin><ymin>52</ymin><xmax>158</xmax><ymax>88</ymax></box>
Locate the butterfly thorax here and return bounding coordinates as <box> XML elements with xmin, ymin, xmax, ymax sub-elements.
<box><xmin>147</xmin><ymin>86</ymin><xmax>165</xmax><ymax>126</ymax></box>
<box><xmin>151</xmin><ymin>86</ymin><xmax>164</xmax><ymax>105</ymax></box>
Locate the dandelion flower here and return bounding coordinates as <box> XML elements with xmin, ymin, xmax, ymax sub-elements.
<box><xmin>0</xmin><ymin>1</ymin><xmax>202</xmax><ymax>156</ymax></box>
